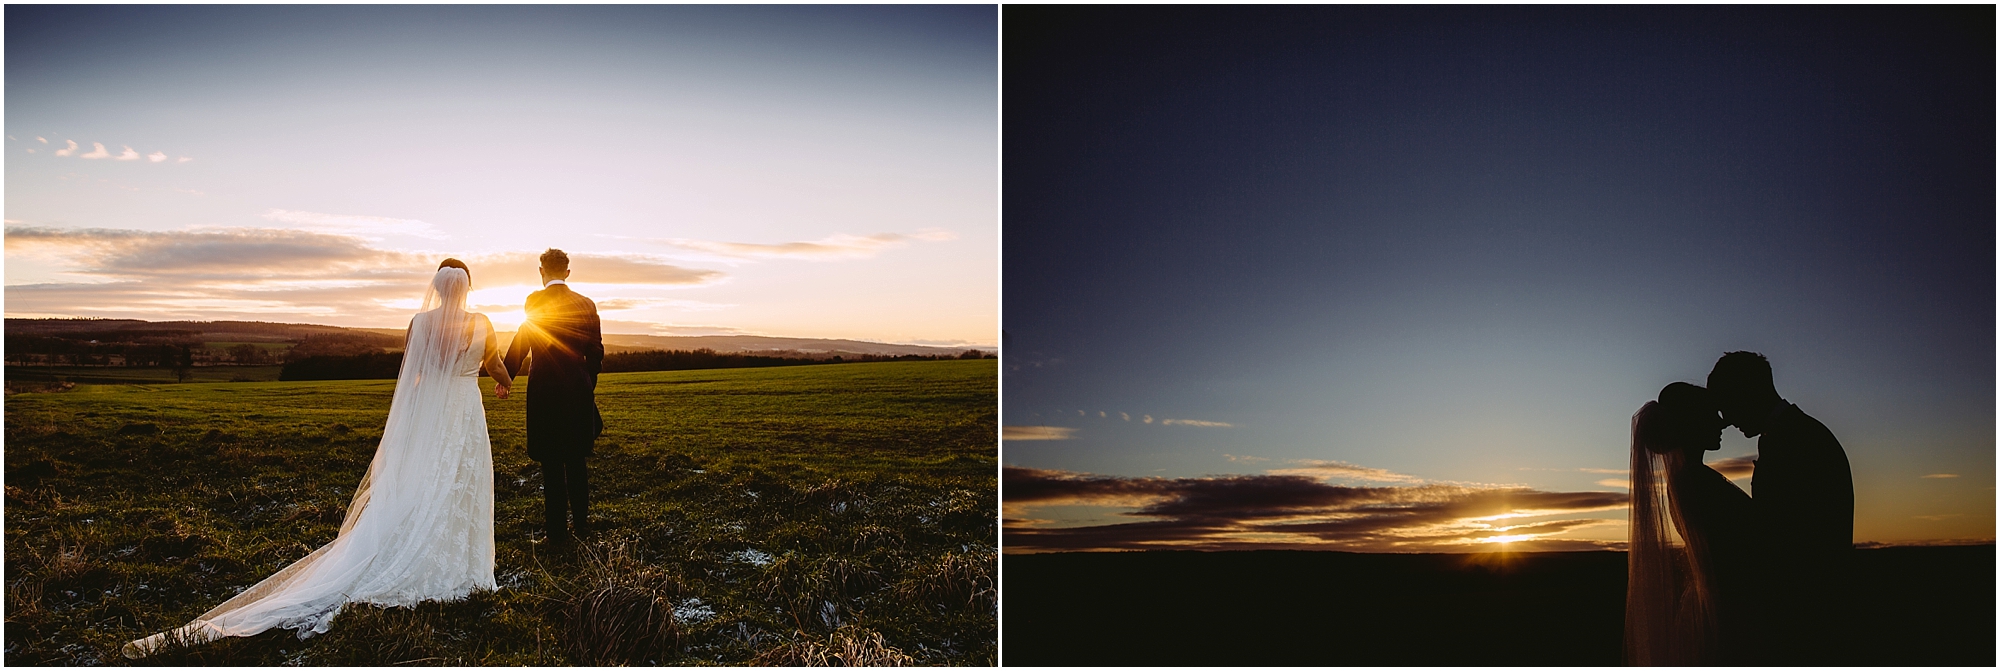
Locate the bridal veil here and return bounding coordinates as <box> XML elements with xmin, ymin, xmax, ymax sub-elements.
<box><xmin>1623</xmin><ymin>401</ymin><xmax>1720</xmax><ymax>666</ymax></box>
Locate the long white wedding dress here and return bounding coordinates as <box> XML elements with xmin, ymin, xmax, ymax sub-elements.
<box><xmin>125</xmin><ymin>267</ymin><xmax>496</xmax><ymax>657</ymax></box>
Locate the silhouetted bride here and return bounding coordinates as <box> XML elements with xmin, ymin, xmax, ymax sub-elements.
<box><xmin>1623</xmin><ymin>382</ymin><xmax>1761</xmax><ymax>666</ymax></box>
<box><xmin>125</xmin><ymin>260</ymin><xmax>513</xmax><ymax>657</ymax></box>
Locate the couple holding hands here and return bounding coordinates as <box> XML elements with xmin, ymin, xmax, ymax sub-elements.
<box><xmin>127</xmin><ymin>250</ymin><xmax>603</xmax><ymax>657</ymax></box>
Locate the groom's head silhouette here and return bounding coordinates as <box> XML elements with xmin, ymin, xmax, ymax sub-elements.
<box><xmin>539</xmin><ymin>248</ymin><xmax>571</xmax><ymax>286</ymax></box>
<box><xmin>1708</xmin><ymin>351</ymin><xmax>1781</xmax><ymax>435</ymax></box>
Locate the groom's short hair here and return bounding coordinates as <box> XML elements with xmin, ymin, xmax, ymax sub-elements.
<box><xmin>1710</xmin><ymin>351</ymin><xmax>1775</xmax><ymax>397</ymax></box>
<box><xmin>540</xmin><ymin>248</ymin><xmax>570</xmax><ymax>273</ymax></box>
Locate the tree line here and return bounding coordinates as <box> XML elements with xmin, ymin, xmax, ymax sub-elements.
<box><xmin>6</xmin><ymin>331</ymin><xmax>402</xmax><ymax>367</ymax></box>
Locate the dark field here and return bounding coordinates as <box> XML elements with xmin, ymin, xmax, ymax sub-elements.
<box><xmin>1003</xmin><ymin>546</ymin><xmax>1994</xmax><ymax>666</ymax></box>
<box><xmin>5</xmin><ymin>360</ymin><xmax>997</xmax><ymax>665</ymax></box>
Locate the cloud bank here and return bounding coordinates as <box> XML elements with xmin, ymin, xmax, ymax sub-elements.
<box><xmin>1004</xmin><ymin>467</ymin><xmax>1629</xmax><ymax>553</ymax></box>
<box><xmin>5</xmin><ymin>225</ymin><xmax>720</xmax><ymax>326</ymax></box>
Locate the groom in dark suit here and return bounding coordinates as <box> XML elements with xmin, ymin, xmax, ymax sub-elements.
<box><xmin>1708</xmin><ymin>351</ymin><xmax>1853</xmax><ymax>665</ymax></box>
<box><xmin>503</xmin><ymin>248</ymin><xmax>605</xmax><ymax>543</ymax></box>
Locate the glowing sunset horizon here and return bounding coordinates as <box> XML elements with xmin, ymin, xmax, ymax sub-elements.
<box><xmin>6</xmin><ymin>5</ymin><xmax>997</xmax><ymax>349</ymax></box>
<box><xmin>1002</xmin><ymin>7</ymin><xmax>1992</xmax><ymax>554</ymax></box>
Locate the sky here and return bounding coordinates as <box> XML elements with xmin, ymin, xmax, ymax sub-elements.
<box><xmin>5</xmin><ymin>5</ymin><xmax>997</xmax><ymax>347</ymax></box>
<box><xmin>1002</xmin><ymin>6</ymin><xmax>1994</xmax><ymax>553</ymax></box>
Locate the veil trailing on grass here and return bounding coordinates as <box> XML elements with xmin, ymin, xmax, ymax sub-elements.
<box><xmin>1623</xmin><ymin>401</ymin><xmax>1719</xmax><ymax>666</ymax></box>
<box><xmin>125</xmin><ymin>267</ymin><xmax>496</xmax><ymax>657</ymax></box>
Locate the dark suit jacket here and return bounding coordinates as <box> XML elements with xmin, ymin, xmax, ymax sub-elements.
<box><xmin>1749</xmin><ymin>402</ymin><xmax>1855</xmax><ymax>663</ymax></box>
<box><xmin>1751</xmin><ymin>403</ymin><xmax>1854</xmax><ymax>557</ymax></box>
<box><xmin>504</xmin><ymin>283</ymin><xmax>604</xmax><ymax>462</ymax></box>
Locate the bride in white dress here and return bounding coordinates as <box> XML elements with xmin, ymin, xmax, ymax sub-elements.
<box><xmin>125</xmin><ymin>263</ymin><xmax>511</xmax><ymax>657</ymax></box>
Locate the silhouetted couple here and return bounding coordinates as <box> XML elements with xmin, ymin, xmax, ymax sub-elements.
<box><xmin>1624</xmin><ymin>352</ymin><xmax>1854</xmax><ymax>666</ymax></box>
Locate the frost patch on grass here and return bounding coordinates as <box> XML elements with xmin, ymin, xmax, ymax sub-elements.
<box><xmin>728</xmin><ymin>549</ymin><xmax>774</xmax><ymax>566</ymax></box>
<box><xmin>674</xmin><ymin>597</ymin><xmax>716</xmax><ymax>623</ymax></box>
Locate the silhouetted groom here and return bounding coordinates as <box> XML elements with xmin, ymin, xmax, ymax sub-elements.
<box><xmin>504</xmin><ymin>248</ymin><xmax>605</xmax><ymax>543</ymax></box>
<box><xmin>1708</xmin><ymin>351</ymin><xmax>1853</xmax><ymax>665</ymax></box>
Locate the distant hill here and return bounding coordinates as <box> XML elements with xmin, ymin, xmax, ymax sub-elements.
<box><xmin>12</xmin><ymin>318</ymin><xmax>991</xmax><ymax>357</ymax></box>
<box><xmin>5</xmin><ymin>318</ymin><xmax>357</xmax><ymax>342</ymax></box>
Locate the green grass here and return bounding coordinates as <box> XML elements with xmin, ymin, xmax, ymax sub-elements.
<box><xmin>4</xmin><ymin>360</ymin><xmax>997</xmax><ymax>665</ymax></box>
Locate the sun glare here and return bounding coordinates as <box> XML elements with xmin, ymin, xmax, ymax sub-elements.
<box><xmin>486</xmin><ymin>309</ymin><xmax>528</xmax><ymax>332</ymax></box>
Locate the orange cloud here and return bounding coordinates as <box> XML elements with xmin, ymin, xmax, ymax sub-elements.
<box><xmin>1005</xmin><ymin>426</ymin><xmax>1077</xmax><ymax>441</ymax></box>
<box><xmin>1003</xmin><ymin>467</ymin><xmax>1629</xmax><ymax>553</ymax></box>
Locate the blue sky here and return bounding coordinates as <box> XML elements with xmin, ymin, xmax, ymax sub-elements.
<box><xmin>6</xmin><ymin>5</ymin><xmax>997</xmax><ymax>346</ymax></box>
<box><xmin>1002</xmin><ymin>6</ymin><xmax>1993</xmax><ymax>551</ymax></box>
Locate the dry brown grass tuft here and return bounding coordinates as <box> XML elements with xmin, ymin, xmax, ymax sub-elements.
<box><xmin>801</xmin><ymin>478</ymin><xmax>868</xmax><ymax>515</ymax></box>
<box><xmin>901</xmin><ymin>548</ymin><xmax>996</xmax><ymax>612</ymax></box>
<box><xmin>753</xmin><ymin>626</ymin><xmax>914</xmax><ymax>667</ymax></box>
<box><xmin>558</xmin><ymin>544</ymin><xmax>683</xmax><ymax>665</ymax></box>
<box><xmin>6</xmin><ymin>579</ymin><xmax>47</xmax><ymax>624</ymax></box>
<box><xmin>40</xmin><ymin>542</ymin><xmax>97</xmax><ymax>585</ymax></box>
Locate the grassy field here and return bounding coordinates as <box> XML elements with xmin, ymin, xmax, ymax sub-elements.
<box><xmin>4</xmin><ymin>360</ymin><xmax>997</xmax><ymax>665</ymax></box>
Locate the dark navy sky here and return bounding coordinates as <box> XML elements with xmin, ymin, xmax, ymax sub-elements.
<box><xmin>1002</xmin><ymin>6</ymin><xmax>1992</xmax><ymax>549</ymax></box>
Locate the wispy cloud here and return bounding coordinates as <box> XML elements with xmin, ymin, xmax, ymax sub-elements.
<box><xmin>1921</xmin><ymin>474</ymin><xmax>1959</xmax><ymax>479</ymax></box>
<box><xmin>262</xmin><ymin>209</ymin><xmax>448</xmax><ymax>241</ymax></box>
<box><xmin>42</xmin><ymin>139</ymin><xmax>186</xmax><ymax>163</ymax></box>
<box><xmin>1003</xmin><ymin>467</ymin><xmax>1629</xmax><ymax>553</ymax></box>
<box><xmin>650</xmin><ymin>228</ymin><xmax>956</xmax><ymax>262</ymax></box>
<box><xmin>1063</xmin><ymin>409</ymin><xmax>1226</xmax><ymax>427</ymax></box>
<box><xmin>4</xmin><ymin>225</ymin><xmax>721</xmax><ymax>325</ymax></box>
<box><xmin>177</xmin><ymin>157</ymin><xmax>194</xmax><ymax>163</ymax></box>
<box><xmin>1223</xmin><ymin>454</ymin><xmax>1268</xmax><ymax>463</ymax></box>
<box><xmin>1005</xmin><ymin>426</ymin><xmax>1077</xmax><ymax>441</ymax></box>
<box><xmin>1597</xmin><ymin>478</ymin><xmax>1629</xmax><ymax>489</ymax></box>
<box><xmin>1160</xmin><ymin>418</ymin><xmax>1232</xmax><ymax>428</ymax></box>
<box><xmin>1267</xmin><ymin>459</ymin><xmax>1424</xmax><ymax>484</ymax></box>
